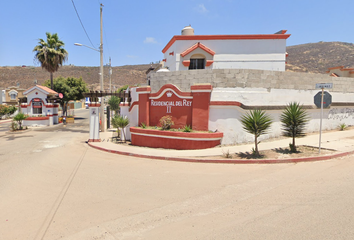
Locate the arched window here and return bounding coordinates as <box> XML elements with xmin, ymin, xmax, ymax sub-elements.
<box><xmin>189</xmin><ymin>54</ymin><xmax>205</xmax><ymax>70</ymax></box>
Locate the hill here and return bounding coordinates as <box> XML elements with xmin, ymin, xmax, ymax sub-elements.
<box><xmin>0</xmin><ymin>64</ymin><xmax>157</xmax><ymax>90</ymax></box>
<box><xmin>1</xmin><ymin>41</ymin><xmax>354</xmax><ymax>90</ymax></box>
<box><xmin>286</xmin><ymin>41</ymin><xmax>354</xmax><ymax>73</ymax></box>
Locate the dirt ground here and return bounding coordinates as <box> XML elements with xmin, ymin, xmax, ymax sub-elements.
<box><xmin>220</xmin><ymin>145</ymin><xmax>336</xmax><ymax>160</ymax></box>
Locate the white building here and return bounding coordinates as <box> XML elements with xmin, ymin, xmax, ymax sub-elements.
<box><xmin>162</xmin><ymin>26</ymin><xmax>290</xmax><ymax>72</ymax></box>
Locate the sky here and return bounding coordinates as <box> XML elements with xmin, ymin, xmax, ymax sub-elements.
<box><xmin>1</xmin><ymin>0</ymin><xmax>354</xmax><ymax>67</ymax></box>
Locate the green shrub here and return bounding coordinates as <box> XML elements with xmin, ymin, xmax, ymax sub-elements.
<box><xmin>183</xmin><ymin>125</ymin><xmax>192</xmax><ymax>132</ymax></box>
<box><xmin>13</xmin><ymin>113</ymin><xmax>27</xmax><ymax>130</ymax></box>
<box><xmin>140</xmin><ymin>122</ymin><xmax>146</xmax><ymax>128</ymax></box>
<box><xmin>339</xmin><ymin>123</ymin><xmax>348</xmax><ymax>131</ymax></box>
<box><xmin>159</xmin><ymin>115</ymin><xmax>174</xmax><ymax>130</ymax></box>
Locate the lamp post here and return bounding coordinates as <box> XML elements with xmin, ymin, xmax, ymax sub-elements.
<box><xmin>74</xmin><ymin>5</ymin><xmax>105</xmax><ymax>132</ymax></box>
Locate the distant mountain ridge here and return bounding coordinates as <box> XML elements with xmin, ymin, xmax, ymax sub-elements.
<box><xmin>286</xmin><ymin>41</ymin><xmax>354</xmax><ymax>73</ymax></box>
<box><xmin>0</xmin><ymin>64</ymin><xmax>158</xmax><ymax>90</ymax></box>
<box><xmin>1</xmin><ymin>41</ymin><xmax>354</xmax><ymax>90</ymax></box>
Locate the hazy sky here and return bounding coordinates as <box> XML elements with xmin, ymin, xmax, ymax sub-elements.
<box><xmin>1</xmin><ymin>0</ymin><xmax>353</xmax><ymax>67</ymax></box>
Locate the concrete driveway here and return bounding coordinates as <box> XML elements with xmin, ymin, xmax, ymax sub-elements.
<box><xmin>1</xmin><ymin>109</ymin><xmax>354</xmax><ymax>239</ymax></box>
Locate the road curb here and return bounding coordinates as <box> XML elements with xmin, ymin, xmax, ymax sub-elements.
<box><xmin>87</xmin><ymin>142</ymin><xmax>354</xmax><ymax>164</ymax></box>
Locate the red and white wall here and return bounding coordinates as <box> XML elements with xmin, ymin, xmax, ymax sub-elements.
<box><xmin>122</xmin><ymin>84</ymin><xmax>354</xmax><ymax>146</ymax></box>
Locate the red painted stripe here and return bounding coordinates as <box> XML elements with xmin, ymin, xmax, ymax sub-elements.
<box><xmin>210</xmin><ymin>101</ymin><xmax>242</xmax><ymax>107</ymax></box>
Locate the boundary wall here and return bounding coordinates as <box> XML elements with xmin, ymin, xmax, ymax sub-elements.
<box><xmin>119</xmin><ymin>69</ymin><xmax>354</xmax><ymax>145</ymax></box>
<box><xmin>150</xmin><ymin>69</ymin><xmax>354</xmax><ymax>93</ymax></box>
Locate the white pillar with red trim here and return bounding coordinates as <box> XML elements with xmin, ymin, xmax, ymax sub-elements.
<box><xmin>46</xmin><ymin>103</ymin><xmax>53</xmax><ymax>126</ymax></box>
<box><xmin>89</xmin><ymin>102</ymin><xmax>101</xmax><ymax>142</ymax></box>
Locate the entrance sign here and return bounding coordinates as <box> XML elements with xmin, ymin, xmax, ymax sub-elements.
<box><xmin>315</xmin><ymin>83</ymin><xmax>333</xmax><ymax>154</ymax></box>
<box><xmin>149</xmin><ymin>88</ymin><xmax>193</xmax><ymax>128</ymax></box>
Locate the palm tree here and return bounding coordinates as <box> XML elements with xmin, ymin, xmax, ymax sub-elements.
<box><xmin>240</xmin><ymin>109</ymin><xmax>273</xmax><ymax>156</ymax></box>
<box><xmin>108</xmin><ymin>96</ymin><xmax>120</xmax><ymax>115</ymax></box>
<box><xmin>33</xmin><ymin>32</ymin><xmax>68</xmax><ymax>89</ymax></box>
<box><xmin>112</xmin><ymin>115</ymin><xmax>130</xmax><ymax>142</ymax></box>
<box><xmin>280</xmin><ymin>102</ymin><xmax>310</xmax><ymax>152</ymax></box>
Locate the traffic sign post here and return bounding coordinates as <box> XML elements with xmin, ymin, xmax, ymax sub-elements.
<box><xmin>315</xmin><ymin>83</ymin><xmax>333</xmax><ymax>154</ymax></box>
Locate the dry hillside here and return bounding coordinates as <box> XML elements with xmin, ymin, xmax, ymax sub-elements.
<box><xmin>1</xmin><ymin>41</ymin><xmax>354</xmax><ymax>90</ymax></box>
<box><xmin>286</xmin><ymin>42</ymin><xmax>354</xmax><ymax>73</ymax></box>
<box><xmin>0</xmin><ymin>64</ymin><xmax>158</xmax><ymax>90</ymax></box>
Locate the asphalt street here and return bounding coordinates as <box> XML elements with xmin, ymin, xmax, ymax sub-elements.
<box><xmin>1</xmin><ymin>109</ymin><xmax>354</xmax><ymax>240</ymax></box>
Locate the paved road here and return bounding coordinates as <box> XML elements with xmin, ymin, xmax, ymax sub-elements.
<box><xmin>1</xmin><ymin>109</ymin><xmax>354</xmax><ymax>239</ymax></box>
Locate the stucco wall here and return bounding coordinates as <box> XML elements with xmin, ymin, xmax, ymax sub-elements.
<box><xmin>150</xmin><ymin>69</ymin><xmax>354</xmax><ymax>93</ymax></box>
<box><xmin>164</xmin><ymin>39</ymin><xmax>286</xmax><ymax>71</ymax></box>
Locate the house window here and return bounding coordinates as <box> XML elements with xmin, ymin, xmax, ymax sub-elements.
<box><xmin>10</xmin><ymin>93</ymin><xmax>17</xmax><ymax>100</ymax></box>
<box><xmin>189</xmin><ymin>59</ymin><xmax>205</xmax><ymax>70</ymax></box>
<box><xmin>32</xmin><ymin>102</ymin><xmax>42</xmax><ymax>114</ymax></box>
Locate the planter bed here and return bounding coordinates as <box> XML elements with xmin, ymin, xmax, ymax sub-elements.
<box><xmin>23</xmin><ymin>116</ymin><xmax>50</xmax><ymax>126</ymax></box>
<box><xmin>130</xmin><ymin>127</ymin><xmax>223</xmax><ymax>150</ymax></box>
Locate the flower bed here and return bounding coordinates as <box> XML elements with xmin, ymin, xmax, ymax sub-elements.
<box><xmin>130</xmin><ymin>127</ymin><xmax>223</xmax><ymax>150</ymax></box>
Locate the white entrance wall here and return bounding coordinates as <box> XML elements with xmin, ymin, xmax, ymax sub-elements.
<box><xmin>209</xmin><ymin>87</ymin><xmax>354</xmax><ymax>145</ymax></box>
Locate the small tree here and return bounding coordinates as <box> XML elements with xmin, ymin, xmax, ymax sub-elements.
<box><xmin>240</xmin><ymin>109</ymin><xmax>273</xmax><ymax>157</ymax></box>
<box><xmin>13</xmin><ymin>113</ymin><xmax>27</xmax><ymax>130</ymax></box>
<box><xmin>108</xmin><ymin>96</ymin><xmax>120</xmax><ymax>115</ymax></box>
<box><xmin>0</xmin><ymin>105</ymin><xmax>9</xmax><ymax>119</ymax></box>
<box><xmin>112</xmin><ymin>115</ymin><xmax>130</xmax><ymax>142</ymax></box>
<box><xmin>44</xmin><ymin>76</ymin><xmax>88</xmax><ymax>116</ymax></box>
<box><xmin>280</xmin><ymin>102</ymin><xmax>310</xmax><ymax>152</ymax></box>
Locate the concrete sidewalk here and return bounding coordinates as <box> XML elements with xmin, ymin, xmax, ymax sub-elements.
<box><xmin>88</xmin><ymin>128</ymin><xmax>354</xmax><ymax>164</ymax></box>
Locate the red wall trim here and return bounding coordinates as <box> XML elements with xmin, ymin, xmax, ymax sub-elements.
<box><xmin>210</xmin><ymin>101</ymin><xmax>242</xmax><ymax>107</ymax></box>
<box><xmin>25</xmin><ymin>117</ymin><xmax>50</xmax><ymax>120</ymax></box>
<box><xmin>149</xmin><ymin>84</ymin><xmax>192</xmax><ymax>98</ymax></box>
<box><xmin>89</xmin><ymin>103</ymin><xmax>101</xmax><ymax>107</ymax></box>
<box><xmin>182</xmin><ymin>60</ymin><xmax>190</xmax><ymax>67</ymax></box>
<box><xmin>88</xmin><ymin>139</ymin><xmax>101</xmax><ymax>142</ymax></box>
<box><xmin>130</xmin><ymin>127</ymin><xmax>223</xmax><ymax>150</ymax></box>
<box><xmin>191</xmin><ymin>85</ymin><xmax>212</xmax><ymax>91</ymax></box>
<box><xmin>136</xmin><ymin>87</ymin><xmax>152</xmax><ymax>92</ymax></box>
<box><xmin>180</xmin><ymin>42</ymin><xmax>215</xmax><ymax>57</ymax></box>
<box><xmin>129</xmin><ymin>102</ymin><xmax>138</xmax><ymax>112</ymax></box>
<box><xmin>205</xmin><ymin>60</ymin><xmax>214</xmax><ymax>67</ymax></box>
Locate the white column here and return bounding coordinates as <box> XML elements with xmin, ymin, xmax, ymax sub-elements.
<box><xmin>46</xmin><ymin>103</ymin><xmax>53</xmax><ymax>126</ymax></box>
<box><xmin>53</xmin><ymin>103</ymin><xmax>59</xmax><ymax>124</ymax></box>
<box><xmin>89</xmin><ymin>102</ymin><xmax>101</xmax><ymax>142</ymax></box>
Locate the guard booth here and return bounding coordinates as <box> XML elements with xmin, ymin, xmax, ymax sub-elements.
<box><xmin>19</xmin><ymin>85</ymin><xmax>61</xmax><ymax>127</ymax></box>
<box><xmin>84</xmin><ymin>90</ymin><xmax>130</xmax><ymax>142</ymax></box>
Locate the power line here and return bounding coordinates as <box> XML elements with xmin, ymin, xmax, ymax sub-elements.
<box><xmin>71</xmin><ymin>0</ymin><xmax>96</xmax><ymax>48</ymax></box>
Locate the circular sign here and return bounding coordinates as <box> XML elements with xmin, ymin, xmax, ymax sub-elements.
<box><xmin>59</xmin><ymin>93</ymin><xmax>63</xmax><ymax>99</ymax></box>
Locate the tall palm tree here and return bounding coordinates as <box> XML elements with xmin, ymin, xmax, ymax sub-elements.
<box><xmin>280</xmin><ymin>102</ymin><xmax>310</xmax><ymax>152</ymax></box>
<box><xmin>241</xmin><ymin>109</ymin><xmax>273</xmax><ymax>156</ymax></box>
<box><xmin>33</xmin><ymin>32</ymin><xmax>68</xmax><ymax>89</ymax></box>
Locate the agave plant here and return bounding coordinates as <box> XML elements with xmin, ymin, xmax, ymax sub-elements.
<box><xmin>280</xmin><ymin>102</ymin><xmax>310</xmax><ymax>152</ymax></box>
<box><xmin>112</xmin><ymin>115</ymin><xmax>130</xmax><ymax>142</ymax></box>
<box><xmin>240</xmin><ymin>109</ymin><xmax>272</xmax><ymax>156</ymax></box>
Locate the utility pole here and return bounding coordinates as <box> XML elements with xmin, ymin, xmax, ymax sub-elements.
<box><xmin>109</xmin><ymin>57</ymin><xmax>112</xmax><ymax>92</ymax></box>
<box><xmin>100</xmin><ymin>4</ymin><xmax>105</xmax><ymax>132</ymax></box>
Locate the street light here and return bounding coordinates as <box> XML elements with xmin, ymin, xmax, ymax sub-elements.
<box><xmin>74</xmin><ymin>5</ymin><xmax>105</xmax><ymax>132</ymax></box>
